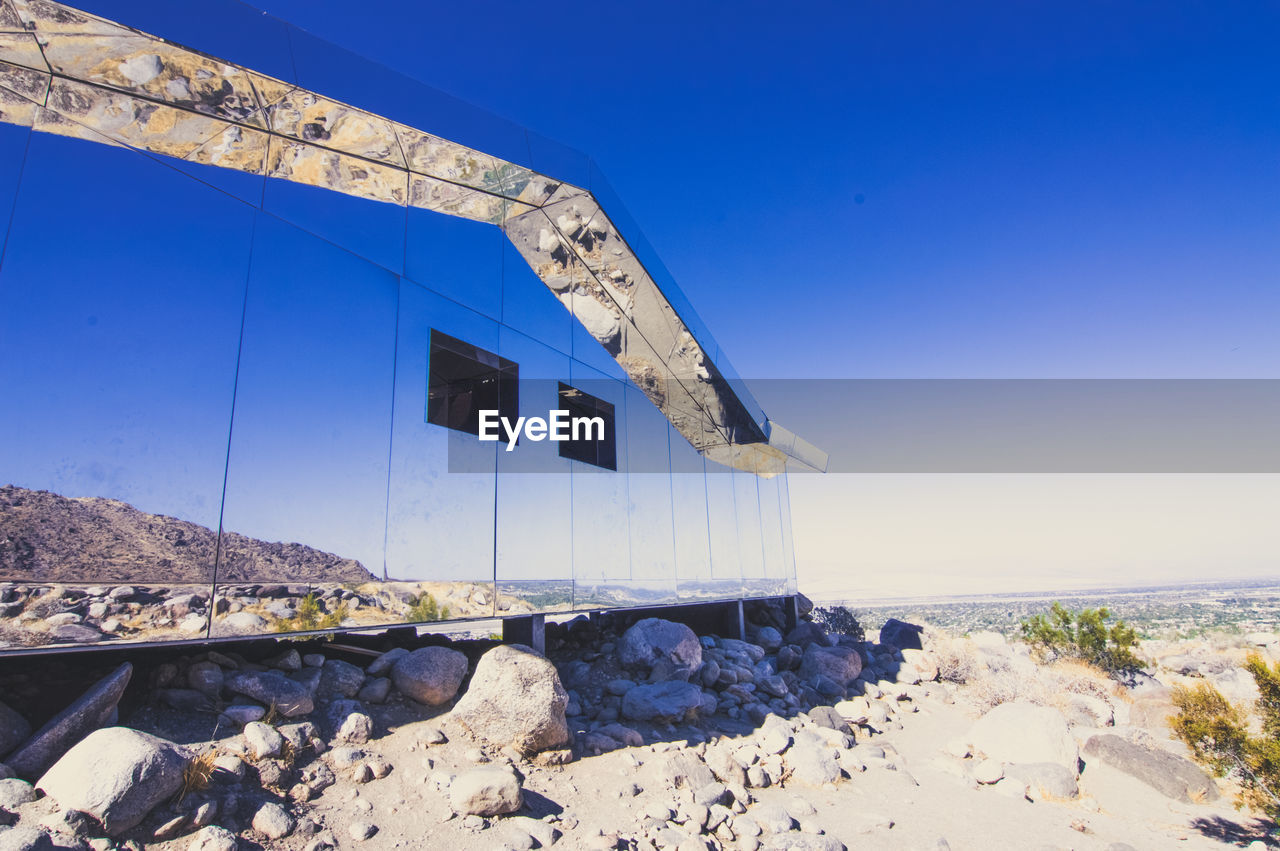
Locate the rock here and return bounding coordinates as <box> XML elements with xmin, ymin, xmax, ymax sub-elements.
<box><xmin>879</xmin><ymin>618</ymin><xmax>924</xmax><ymax>651</ymax></box>
<box><xmin>0</xmin><ymin>827</ymin><xmax>53</xmax><ymax>850</ymax></box>
<box><xmin>223</xmin><ymin>705</ymin><xmax>266</xmax><ymax>726</ymax></box>
<box><xmin>1082</xmin><ymin>734</ymin><xmax>1219</xmax><ymax>802</ymax></box>
<box><xmin>452</xmin><ymin>645</ymin><xmax>569</xmax><ymax>754</ymax></box>
<box><xmin>762</xmin><ymin>837</ymin><xmax>846</xmax><ymax>851</ymax></box>
<box><xmin>784</xmin><ymin>622</ymin><xmax>828</xmax><ymax>647</ymax></box>
<box><xmin>357</xmin><ymin>678</ymin><xmax>392</xmax><ymax>704</ymax></box>
<box><xmin>1004</xmin><ymin>762</ymin><xmax>1079</xmax><ymax>800</ymax></box>
<box><xmin>752</xmin><ymin>804</ymin><xmax>795</xmax><ymax>834</ymax></box>
<box><xmin>618</xmin><ymin>619</ymin><xmax>702</xmax><ymax>678</ymax></box>
<box><xmin>449</xmin><ymin>767</ymin><xmax>522</xmax><ymax>816</ymax></box>
<box><xmin>651</xmin><ymin>751</ymin><xmax>717</xmax><ymax>790</ymax></box>
<box><xmin>36</xmin><ymin>727</ymin><xmax>189</xmax><ymax>835</ymax></box>
<box><xmin>252</xmin><ymin>802</ymin><xmax>294</xmax><ymax>839</ymax></box>
<box><xmin>806</xmin><ymin>706</ymin><xmax>853</xmax><ymax>735</ymax></box>
<box><xmin>798</xmin><ymin>645</ymin><xmax>863</xmax><ymax>686</ymax></box>
<box><xmin>319</xmin><ymin>660</ymin><xmax>365</xmax><ymax>699</ymax></box>
<box><xmin>48</xmin><ymin>623</ymin><xmax>106</xmax><ymax>644</ymax></box>
<box><xmin>348</xmin><ymin>821</ymin><xmax>377</xmax><ymax>841</ymax></box>
<box><xmin>0</xmin><ymin>778</ymin><xmax>36</xmax><ymax>810</ymax></box>
<box><xmin>6</xmin><ymin>663</ymin><xmax>132</xmax><ymax>780</ymax></box>
<box><xmin>335</xmin><ymin>712</ymin><xmax>374</xmax><ymax>745</ymax></box>
<box><xmin>243</xmin><ymin>722</ymin><xmax>284</xmax><ymax>760</ymax></box>
<box><xmin>186</xmin><ymin>825</ymin><xmax>239</xmax><ymax>851</ymax></box>
<box><xmin>621</xmin><ymin>681</ymin><xmax>704</xmax><ymax>723</ymax></box>
<box><xmin>391</xmin><ymin>647</ymin><xmax>469</xmax><ymax>706</ymax></box>
<box><xmin>972</xmin><ymin>758</ymin><xmax>1004</xmax><ymax>784</ymax></box>
<box><xmin>756</xmin><ymin>627</ymin><xmax>783</xmax><ymax>652</ymax></box>
<box><xmin>267</xmin><ymin>648</ymin><xmax>303</xmax><ymax>671</ymax></box>
<box><xmin>786</xmin><ymin>743</ymin><xmax>840</xmax><ymax>787</ymax></box>
<box><xmin>969</xmin><ymin>701</ymin><xmax>1080</xmax><ymax>775</ymax></box>
<box><xmin>1128</xmin><ymin>697</ymin><xmax>1176</xmax><ymax>731</ymax></box>
<box><xmin>366</xmin><ymin>647</ymin><xmax>408</xmax><ymax>676</ymax></box>
<box><xmin>0</xmin><ymin>703</ymin><xmax>31</xmax><ymax>760</ymax></box>
<box><xmin>224</xmin><ymin>670</ymin><xmax>314</xmax><ymax>717</ymax></box>
<box><xmin>221</xmin><ymin>612</ymin><xmax>268</xmax><ymax>632</ymax></box>
<box><xmin>186</xmin><ymin>662</ymin><xmax>224</xmax><ymax>699</ymax></box>
<box><xmin>900</xmin><ymin>648</ymin><xmax>938</xmax><ymax>682</ymax></box>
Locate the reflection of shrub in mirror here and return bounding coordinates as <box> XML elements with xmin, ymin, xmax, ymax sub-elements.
<box><xmin>272</xmin><ymin>593</ymin><xmax>348</xmax><ymax>633</ymax></box>
<box><xmin>405</xmin><ymin>592</ymin><xmax>449</xmax><ymax>624</ymax></box>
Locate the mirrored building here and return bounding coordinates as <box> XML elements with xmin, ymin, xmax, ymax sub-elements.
<box><xmin>0</xmin><ymin>0</ymin><xmax>826</xmax><ymax>651</ymax></box>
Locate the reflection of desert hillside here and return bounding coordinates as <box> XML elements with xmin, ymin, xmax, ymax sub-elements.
<box><xmin>0</xmin><ymin>485</ymin><xmax>375</xmax><ymax>584</ymax></box>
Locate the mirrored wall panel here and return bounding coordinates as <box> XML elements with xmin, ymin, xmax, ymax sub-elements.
<box><xmin>0</xmin><ymin>0</ymin><xmax>810</xmax><ymax>651</ymax></box>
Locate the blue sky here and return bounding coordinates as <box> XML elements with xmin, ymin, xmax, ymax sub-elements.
<box><xmin>245</xmin><ymin>1</ymin><xmax>1279</xmax><ymax>598</ymax></box>
<box><xmin>253</xmin><ymin>0</ymin><xmax>1279</xmax><ymax>381</ymax></box>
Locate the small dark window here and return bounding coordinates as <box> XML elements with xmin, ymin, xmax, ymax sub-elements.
<box><xmin>427</xmin><ymin>330</ymin><xmax>518</xmax><ymax>442</ymax></box>
<box><xmin>558</xmin><ymin>383</ymin><xmax>616</xmax><ymax>471</ymax></box>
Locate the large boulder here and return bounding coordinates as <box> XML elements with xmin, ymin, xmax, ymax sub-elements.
<box><xmin>391</xmin><ymin>646</ymin><xmax>469</xmax><ymax>706</ymax></box>
<box><xmin>798</xmin><ymin>645</ymin><xmax>863</xmax><ymax>686</ymax></box>
<box><xmin>37</xmin><ymin>727</ymin><xmax>189</xmax><ymax>835</ymax></box>
<box><xmin>223</xmin><ymin>670</ymin><xmax>314</xmax><ymax>717</ymax></box>
<box><xmin>621</xmin><ymin>681</ymin><xmax>705</xmax><ymax>724</ymax></box>
<box><xmin>449</xmin><ymin>767</ymin><xmax>522</xmax><ymax>816</ymax></box>
<box><xmin>619</xmin><ymin>619</ymin><xmax>702</xmax><ymax>679</ymax></box>
<box><xmin>878</xmin><ymin>618</ymin><xmax>924</xmax><ymax>651</ymax></box>
<box><xmin>0</xmin><ymin>702</ymin><xmax>30</xmax><ymax>760</ymax></box>
<box><xmin>784</xmin><ymin>622</ymin><xmax>828</xmax><ymax>648</ymax></box>
<box><xmin>452</xmin><ymin>645</ymin><xmax>568</xmax><ymax>754</ymax></box>
<box><xmin>969</xmin><ymin>701</ymin><xmax>1080</xmax><ymax>775</ymax></box>
<box><xmin>1004</xmin><ymin>762</ymin><xmax>1079</xmax><ymax>800</ymax></box>
<box><xmin>6</xmin><ymin>662</ymin><xmax>132</xmax><ymax>779</ymax></box>
<box><xmin>1082</xmin><ymin>734</ymin><xmax>1219</xmax><ymax>802</ymax></box>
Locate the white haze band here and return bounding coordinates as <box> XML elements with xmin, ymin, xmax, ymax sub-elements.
<box><xmin>478</xmin><ymin>409</ymin><xmax>606</xmax><ymax>451</ymax></box>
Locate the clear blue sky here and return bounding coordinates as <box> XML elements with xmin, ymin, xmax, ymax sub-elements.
<box><xmin>253</xmin><ymin>0</ymin><xmax>1279</xmax><ymax>381</ymax></box>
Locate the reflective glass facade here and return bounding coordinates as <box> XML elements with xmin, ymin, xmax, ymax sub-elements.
<box><xmin>0</xmin><ymin>0</ymin><xmax>810</xmax><ymax>650</ymax></box>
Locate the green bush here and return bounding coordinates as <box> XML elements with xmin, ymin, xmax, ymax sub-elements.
<box><xmin>1170</xmin><ymin>654</ymin><xmax>1280</xmax><ymax>818</ymax></box>
<box><xmin>274</xmin><ymin>592</ymin><xmax>347</xmax><ymax>633</ymax></box>
<box><xmin>1019</xmin><ymin>602</ymin><xmax>1143</xmax><ymax>674</ymax></box>
<box><xmin>405</xmin><ymin>592</ymin><xmax>449</xmax><ymax>624</ymax></box>
<box><xmin>812</xmin><ymin>606</ymin><xmax>865</xmax><ymax>643</ymax></box>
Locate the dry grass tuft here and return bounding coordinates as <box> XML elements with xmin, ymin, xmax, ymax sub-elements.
<box><xmin>179</xmin><ymin>750</ymin><xmax>217</xmax><ymax>801</ymax></box>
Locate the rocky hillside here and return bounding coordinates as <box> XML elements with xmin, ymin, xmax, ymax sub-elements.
<box><xmin>0</xmin><ymin>485</ymin><xmax>375</xmax><ymax>584</ymax></box>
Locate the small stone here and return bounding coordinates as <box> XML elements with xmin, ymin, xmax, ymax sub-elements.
<box><xmin>186</xmin><ymin>825</ymin><xmax>238</xmax><ymax>851</ymax></box>
<box><xmin>336</xmin><ymin>712</ymin><xmax>374</xmax><ymax>745</ymax></box>
<box><xmin>348</xmin><ymin>821</ymin><xmax>377</xmax><ymax>841</ymax></box>
<box><xmin>252</xmin><ymin>802</ymin><xmax>294</xmax><ymax>839</ymax></box>
<box><xmin>222</xmin><ymin>705</ymin><xmax>265</xmax><ymax>726</ymax></box>
<box><xmin>243</xmin><ymin>722</ymin><xmax>284</xmax><ymax>760</ymax></box>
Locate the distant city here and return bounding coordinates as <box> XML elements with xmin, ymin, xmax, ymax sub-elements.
<box><xmin>815</xmin><ymin>577</ymin><xmax>1280</xmax><ymax>640</ymax></box>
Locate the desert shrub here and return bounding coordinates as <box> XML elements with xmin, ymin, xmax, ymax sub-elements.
<box><xmin>812</xmin><ymin>606</ymin><xmax>864</xmax><ymax>642</ymax></box>
<box><xmin>1020</xmin><ymin>602</ymin><xmax>1144</xmax><ymax>675</ymax></box>
<box><xmin>1170</xmin><ymin>654</ymin><xmax>1280</xmax><ymax>818</ymax></box>
<box><xmin>933</xmin><ymin>636</ymin><xmax>981</xmax><ymax>684</ymax></box>
<box><xmin>274</xmin><ymin>593</ymin><xmax>347</xmax><ymax>633</ymax></box>
<box><xmin>179</xmin><ymin>750</ymin><xmax>217</xmax><ymax>801</ymax></box>
<box><xmin>405</xmin><ymin>592</ymin><xmax>449</xmax><ymax>624</ymax></box>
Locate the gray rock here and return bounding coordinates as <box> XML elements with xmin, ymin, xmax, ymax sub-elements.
<box><xmin>879</xmin><ymin>618</ymin><xmax>924</xmax><ymax>651</ymax></box>
<box><xmin>756</xmin><ymin>626</ymin><xmax>784</xmax><ymax>653</ymax></box>
<box><xmin>1005</xmin><ymin>762</ymin><xmax>1079</xmax><ymax>800</ymax></box>
<box><xmin>48</xmin><ymin>624</ymin><xmax>106</xmax><ymax>644</ymax></box>
<box><xmin>1083</xmin><ymin>734</ymin><xmax>1219</xmax><ymax>802</ymax></box>
<box><xmin>36</xmin><ymin>727</ymin><xmax>189</xmax><ymax>835</ymax></box>
<box><xmin>621</xmin><ymin>681</ymin><xmax>704</xmax><ymax>724</ymax></box>
<box><xmin>243</xmin><ymin>722</ymin><xmax>284</xmax><ymax>760</ymax></box>
<box><xmin>798</xmin><ymin>645</ymin><xmax>863</xmax><ymax>686</ymax></box>
<box><xmin>785</xmin><ymin>622</ymin><xmax>828</xmax><ymax>648</ymax></box>
<box><xmin>652</xmin><ymin>751</ymin><xmax>716</xmax><ymax>790</ymax></box>
<box><xmin>0</xmin><ymin>703</ymin><xmax>31</xmax><ymax>760</ymax></box>
<box><xmin>786</xmin><ymin>743</ymin><xmax>841</xmax><ymax>787</ymax></box>
<box><xmin>969</xmin><ymin>701</ymin><xmax>1079</xmax><ymax>775</ymax></box>
<box><xmin>452</xmin><ymin>645</ymin><xmax>569</xmax><ymax>755</ymax></box>
<box><xmin>366</xmin><ymin>647</ymin><xmax>408</xmax><ymax>676</ymax></box>
<box><xmin>0</xmin><ymin>827</ymin><xmax>53</xmax><ymax>851</ymax></box>
<box><xmin>6</xmin><ymin>662</ymin><xmax>132</xmax><ymax>780</ymax></box>
<box><xmin>391</xmin><ymin>647</ymin><xmax>469</xmax><ymax>706</ymax></box>
<box><xmin>762</xmin><ymin>836</ymin><xmax>846</xmax><ymax>851</ymax></box>
<box><xmin>319</xmin><ymin>660</ymin><xmax>365</xmax><ymax>700</ymax></box>
<box><xmin>222</xmin><ymin>705</ymin><xmax>265</xmax><ymax>726</ymax></box>
<box><xmin>186</xmin><ymin>825</ymin><xmax>239</xmax><ymax>851</ymax></box>
<box><xmin>252</xmin><ymin>802</ymin><xmax>294</xmax><ymax>839</ymax></box>
<box><xmin>618</xmin><ymin>618</ymin><xmax>702</xmax><ymax>679</ymax></box>
<box><xmin>752</xmin><ymin>804</ymin><xmax>795</xmax><ymax>834</ymax></box>
<box><xmin>348</xmin><ymin>821</ymin><xmax>377</xmax><ymax>841</ymax></box>
<box><xmin>449</xmin><ymin>767</ymin><xmax>522</xmax><ymax>816</ymax></box>
<box><xmin>356</xmin><ymin>678</ymin><xmax>391</xmax><ymax>704</ymax></box>
<box><xmin>0</xmin><ymin>778</ymin><xmax>36</xmax><ymax>810</ymax></box>
<box><xmin>335</xmin><ymin>712</ymin><xmax>373</xmax><ymax>745</ymax></box>
<box><xmin>224</xmin><ymin>670</ymin><xmax>314</xmax><ymax>717</ymax></box>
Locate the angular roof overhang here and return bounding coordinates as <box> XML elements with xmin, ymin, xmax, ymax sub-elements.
<box><xmin>0</xmin><ymin>0</ymin><xmax>827</xmax><ymax>475</ymax></box>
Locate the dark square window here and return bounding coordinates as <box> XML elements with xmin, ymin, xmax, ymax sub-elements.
<box><xmin>427</xmin><ymin>330</ymin><xmax>518</xmax><ymax>442</ymax></box>
<box><xmin>558</xmin><ymin>382</ymin><xmax>617</xmax><ymax>471</ymax></box>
